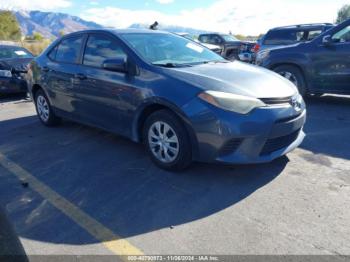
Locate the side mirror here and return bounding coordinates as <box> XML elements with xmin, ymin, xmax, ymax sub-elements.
<box><xmin>102</xmin><ymin>57</ymin><xmax>128</xmax><ymax>73</ymax></box>
<box><xmin>322</xmin><ymin>35</ymin><xmax>333</xmax><ymax>46</ymax></box>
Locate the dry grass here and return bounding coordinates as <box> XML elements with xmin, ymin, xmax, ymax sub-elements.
<box><xmin>21</xmin><ymin>39</ymin><xmax>52</xmax><ymax>56</ymax></box>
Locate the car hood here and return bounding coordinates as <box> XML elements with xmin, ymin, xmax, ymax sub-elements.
<box><xmin>168</xmin><ymin>61</ymin><xmax>298</xmax><ymax>98</ymax></box>
<box><xmin>0</xmin><ymin>57</ymin><xmax>33</xmax><ymax>71</ymax></box>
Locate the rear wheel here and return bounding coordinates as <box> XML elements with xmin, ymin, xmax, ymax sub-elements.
<box><xmin>274</xmin><ymin>65</ymin><xmax>307</xmax><ymax>96</ymax></box>
<box><xmin>143</xmin><ymin>110</ymin><xmax>192</xmax><ymax>171</ymax></box>
<box><xmin>34</xmin><ymin>89</ymin><xmax>61</xmax><ymax>126</ymax></box>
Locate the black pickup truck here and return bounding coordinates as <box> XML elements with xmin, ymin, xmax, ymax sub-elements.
<box><xmin>198</xmin><ymin>33</ymin><xmax>254</xmax><ymax>61</ymax></box>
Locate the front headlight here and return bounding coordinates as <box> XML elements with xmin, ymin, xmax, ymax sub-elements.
<box><xmin>0</xmin><ymin>70</ymin><xmax>12</xmax><ymax>78</ymax></box>
<box><xmin>198</xmin><ymin>91</ymin><xmax>266</xmax><ymax>114</ymax></box>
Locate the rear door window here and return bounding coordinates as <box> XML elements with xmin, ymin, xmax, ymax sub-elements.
<box><xmin>306</xmin><ymin>30</ymin><xmax>322</xmax><ymax>40</ymax></box>
<box><xmin>55</xmin><ymin>35</ymin><xmax>83</xmax><ymax>64</ymax></box>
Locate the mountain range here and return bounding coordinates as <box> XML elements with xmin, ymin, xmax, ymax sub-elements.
<box><xmin>12</xmin><ymin>10</ymin><xmax>209</xmax><ymax>39</ymax></box>
<box><xmin>14</xmin><ymin>10</ymin><xmax>102</xmax><ymax>38</ymax></box>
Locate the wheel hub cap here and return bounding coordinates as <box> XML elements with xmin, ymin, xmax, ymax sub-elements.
<box><xmin>37</xmin><ymin>95</ymin><xmax>49</xmax><ymax>122</ymax></box>
<box><xmin>148</xmin><ymin>121</ymin><xmax>179</xmax><ymax>163</ymax></box>
<box><xmin>278</xmin><ymin>71</ymin><xmax>299</xmax><ymax>87</ymax></box>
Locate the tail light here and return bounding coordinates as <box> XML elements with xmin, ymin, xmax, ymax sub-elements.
<box><xmin>252</xmin><ymin>44</ymin><xmax>260</xmax><ymax>53</ymax></box>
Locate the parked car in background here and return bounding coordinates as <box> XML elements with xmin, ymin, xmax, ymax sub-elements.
<box><xmin>253</xmin><ymin>23</ymin><xmax>334</xmax><ymax>56</ymax></box>
<box><xmin>256</xmin><ymin>19</ymin><xmax>350</xmax><ymax>96</ymax></box>
<box><xmin>198</xmin><ymin>33</ymin><xmax>253</xmax><ymax>60</ymax></box>
<box><xmin>177</xmin><ymin>33</ymin><xmax>223</xmax><ymax>55</ymax></box>
<box><xmin>238</xmin><ymin>40</ymin><xmax>257</xmax><ymax>63</ymax></box>
<box><xmin>27</xmin><ymin>29</ymin><xmax>305</xmax><ymax>171</ymax></box>
<box><xmin>249</xmin><ymin>36</ymin><xmax>264</xmax><ymax>63</ymax></box>
<box><xmin>0</xmin><ymin>45</ymin><xmax>33</xmax><ymax>94</ymax></box>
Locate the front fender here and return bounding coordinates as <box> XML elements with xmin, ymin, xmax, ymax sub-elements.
<box><xmin>131</xmin><ymin>97</ymin><xmax>200</xmax><ymax>160</ymax></box>
<box><xmin>263</xmin><ymin>53</ymin><xmax>311</xmax><ymax>83</ymax></box>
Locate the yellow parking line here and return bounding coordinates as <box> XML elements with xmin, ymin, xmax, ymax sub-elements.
<box><xmin>0</xmin><ymin>152</ymin><xmax>144</xmax><ymax>257</ymax></box>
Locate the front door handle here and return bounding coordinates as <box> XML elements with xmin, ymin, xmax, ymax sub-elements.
<box><xmin>74</xmin><ymin>73</ymin><xmax>87</xmax><ymax>80</ymax></box>
<box><xmin>42</xmin><ymin>66</ymin><xmax>50</xmax><ymax>72</ymax></box>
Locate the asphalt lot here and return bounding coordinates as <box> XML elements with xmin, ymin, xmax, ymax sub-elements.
<box><xmin>0</xmin><ymin>94</ymin><xmax>350</xmax><ymax>259</ymax></box>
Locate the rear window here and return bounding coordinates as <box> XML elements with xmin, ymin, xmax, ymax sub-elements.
<box><xmin>263</xmin><ymin>30</ymin><xmax>305</xmax><ymax>45</ymax></box>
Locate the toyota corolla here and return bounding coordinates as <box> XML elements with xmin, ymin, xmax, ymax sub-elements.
<box><xmin>27</xmin><ymin>29</ymin><xmax>306</xmax><ymax>171</ymax></box>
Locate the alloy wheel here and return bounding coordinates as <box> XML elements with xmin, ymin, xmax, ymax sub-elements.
<box><xmin>37</xmin><ymin>95</ymin><xmax>50</xmax><ymax>122</ymax></box>
<box><xmin>278</xmin><ymin>71</ymin><xmax>299</xmax><ymax>87</ymax></box>
<box><xmin>148</xmin><ymin>121</ymin><xmax>179</xmax><ymax>163</ymax></box>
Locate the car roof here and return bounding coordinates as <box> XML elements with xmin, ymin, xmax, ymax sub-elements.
<box><xmin>270</xmin><ymin>23</ymin><xmax>334</xmax><ymax>31</ymax></box>
<box><xmin>63</xmin><ymin>28</ymin><xmax>171</xmax><ymax>37</ymax></box>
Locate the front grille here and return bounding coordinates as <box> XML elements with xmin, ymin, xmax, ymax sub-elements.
<box><xmin>219</xmin><ymin>138</ymin><xmax>243</xmax><ymax>156</ymax></box>
<box><xmin>275</xmin><ymin>112</ymin><xmax>302</xmax><ymax>124</ymax></box>
<box><xmin>261</xmin><ymin>96</ymin><xmax>293</xmax><ymax>105</ymax></box>
<box><xmin>260</xmin><ymin>129</ymin><xmax>300</xmax><ymax>156</ymax></box>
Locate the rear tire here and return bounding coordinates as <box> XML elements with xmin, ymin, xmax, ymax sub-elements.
<box><xmin>143</xmin><ymin>110</ymin><xmax>192</xmax><ymax>171</ymax></box>
<box><xmin>274</xmin><ymin>65</ymin><xmax>307</xmax><ymax>96</ymax></box>
<box><xmin>34</xmin><ymin>89</ymin><xmax>61</xmax><ymax>126</ymax></box>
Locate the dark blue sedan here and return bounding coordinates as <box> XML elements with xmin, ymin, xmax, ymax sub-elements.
<box><xmin>27</xmin><ymin>29</ymin><xmax>306</xmax><ymax>170</ymax></box>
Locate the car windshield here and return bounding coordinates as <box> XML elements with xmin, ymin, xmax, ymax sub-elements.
<box><xmin>221</xmin><ymin>34</ymin><xmax>239</xmax><ymax>42</ymax></box>
<box><xmin>0</xmin><ymin>46</ymin><xmax>33</xmax><ymax>59</ymax></box>
<box><xmin>121</xmin><ymin>33</ymin><xmax>225</xmax><ymax>66</ymax></box>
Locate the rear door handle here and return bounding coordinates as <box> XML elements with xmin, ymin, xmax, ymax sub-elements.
<box><xmin>42</xmin><ymin>66</ymin><xmax>50</xmax><ymax>72</ymax></box>
<box><xmin>74</xmin><ymin>73</ymin><xmax>87</xmax><ymax>80</ymax></box>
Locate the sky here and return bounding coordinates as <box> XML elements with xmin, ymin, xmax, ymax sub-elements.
<box><xmin>0</xmin><ymin>0</ymin><xmax>349</xmax><ymax>35</ymax></box>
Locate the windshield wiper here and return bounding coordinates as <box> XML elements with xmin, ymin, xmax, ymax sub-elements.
<box><xmin>187</xmin><ymin>60</ymin><xmax>230</xmax><ymax>66</ymax></box>
<box><xmin>153</xmin><ymin>63</ymin><xmax>179</xmax><ymax>68</ymax></box>
<box><xmin>153</xmin><ymin>61</ymin><xmax>227</xmax><ymax>67</ymax></box>
<box><xmin>153</xmin><ymin>62</ymin><xmax>196</xmax><ymax>68</ymax></box>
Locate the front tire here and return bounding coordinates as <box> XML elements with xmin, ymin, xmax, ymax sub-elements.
<box><xmin>274</xmin><ymin>65</ymin><xmax>307</xmax><ymax>96</ymax></box>
<box><xmin>143</xmin><ymin>110</ymin><xmax>192</xmax><ymax>171</ymax></box>
<box><xmin>34</xmin><ymin>89</ymin><xmax>61</xmax><ymax>126</ymax></box>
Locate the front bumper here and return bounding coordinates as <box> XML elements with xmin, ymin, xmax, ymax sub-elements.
<box><xmin>182</xmin><ymin>98</ymin><xmax>306</xmax><ymax>164</ymax></box>
<box><xmin>238</xmin><ymin>52</ymin><xmax>254</xmax><ymax>63</ymax></box>
<box><xmin>0</xmin><ymin>77</ymin><xmax>27</xmax><ymax>94</ymax></box>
